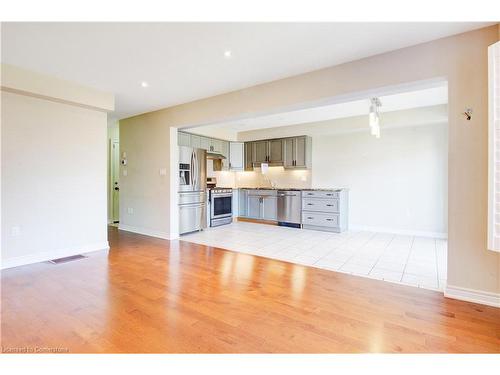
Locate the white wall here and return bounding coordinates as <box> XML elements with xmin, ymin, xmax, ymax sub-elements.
<box><xmin>1</xmin><ymin>91</ymin><xmax>110</xmax><ymax>268</ymax></box>
<box><xmin>312</xmin><ymin>123</ymin><xmax>448</xmax><ymax>236</ymax></box>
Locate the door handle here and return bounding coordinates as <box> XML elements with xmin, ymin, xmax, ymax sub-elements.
<box><xmin>114</xmin><ymin>187</ymin><xmax>120</xmax><ymax>191</ymax></box>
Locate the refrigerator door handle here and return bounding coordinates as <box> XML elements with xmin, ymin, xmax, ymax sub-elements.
<box><xmin>193</xmin><ymin>150</ymin><xmax>198</xmax><ymax>189</ymax></box>
<box><xmin>190</xmin><ymin>150</ymin><xmax>195</xmax><ymax>188</ymax></box>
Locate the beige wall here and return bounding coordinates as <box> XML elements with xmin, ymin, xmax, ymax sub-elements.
<box><xmin>120</xmin><ymin>25</ymin><xmax>500</xmax><ymax>296</ymax></box>
<box><xmin>119</xmin><ymin>111</ymin><xmax>175</xmax><ymax>238</ymax></box>
<box><xmin>1</xmin><ymin>64</ymin><xmax>113</xmax><ymax>268</ymax></box>
<box><xmin>1</xmin><ymin>91</ymin><xmax>111</xmax><ymax>268</ymax></box>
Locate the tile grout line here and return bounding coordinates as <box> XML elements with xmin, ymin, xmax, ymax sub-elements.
<box><xmin>367</xmin><ymin>233</ymin><xmax>397</xmax><ymax>276</ymax></box>
<box><xmin>400</xmin><ymin>236</ymin><xmax>416</xmax><ymax>283</ymax></box>
<box><xmin>334</xmin><ymin>231</ymin><xmax>379</xmax><ymax>272</ymax></box>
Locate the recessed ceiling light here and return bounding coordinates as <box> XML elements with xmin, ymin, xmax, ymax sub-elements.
<box><xmin>223</xmin><ymin>50</ymin><xmax>232</xmax><ymax>58</ymax></box>
<box><xmin>141</xmin><ymin>81</ymin><xmax>149</xmax><ymax>88</ymax></box>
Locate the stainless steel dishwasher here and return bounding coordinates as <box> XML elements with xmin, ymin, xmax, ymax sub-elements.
<box><xmin>277</xmin><ymin>190</ymin><xmax>302</xmax><ymax>228</ymax></box>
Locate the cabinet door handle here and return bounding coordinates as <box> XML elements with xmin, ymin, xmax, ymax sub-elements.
<box><xmin>307</xmin><ymin>217</ymin><xmax>314</xmax><ymax>220</ymax></box>
<box><xmin>326</xmin><ymin>204</ymin><xmax>334</xmax><ymax>207</ymax></box>
<box><xmin>307</xmin><ymin>203</ymin><xmax>313</xmax><ymax>206</ymax></box>
<box><xmin>326</xmin><ymin>218</ymin><xmax>334</xmax><ymax>221</ymax></box>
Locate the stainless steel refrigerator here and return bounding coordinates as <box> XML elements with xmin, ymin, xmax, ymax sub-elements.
<box><xmin>178</xmin><ymin>146</ymin><xmax>207</xmax><ymax>234</ymax></box>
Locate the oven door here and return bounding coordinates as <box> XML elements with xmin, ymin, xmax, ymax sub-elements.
<box><xmin>211</xmin><ymin>193</ymin><xmax>233</xmax><ymax>219</ymax></box>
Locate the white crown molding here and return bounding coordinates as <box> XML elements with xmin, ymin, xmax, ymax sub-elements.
<box><xmin>445</xmin><ymin>285</ymin><xmax>500</xmax><ymax>308</ymax></box>
<box><xmin>118</xmin><ymin>224</ymin><xmax>178</xmax><ymax>240</ymax></box>
<box><xmin>1</xmin><ymin>242</ymin><xmax>109</xmax><ymax>270</ymax></box>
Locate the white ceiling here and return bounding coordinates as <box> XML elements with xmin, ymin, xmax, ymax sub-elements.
<box><xmin>188</xmin><ymin>85</ymin><xmax>448</xmax><ymax>136</ymax></box>
<box><xmin>1</xmin><ymin>22</ymin><xmax>487</xmax><ymax>119</ymax></box>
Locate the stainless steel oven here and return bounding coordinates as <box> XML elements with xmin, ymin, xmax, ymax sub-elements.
<box><xmin>210</xmin><ymin>188</ymin><xmax>233</xmax><ymax>227</ymax></box>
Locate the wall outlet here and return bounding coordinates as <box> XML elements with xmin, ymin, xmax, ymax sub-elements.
<box><xmin>11</xmin><ymin>226</ymin><xmax>21</xmax><ymax>236</ymax></box>
<box><xmin>127</xmin><ymin>207</ymin><xmax>134</xmax><ymax>214</ymax></box>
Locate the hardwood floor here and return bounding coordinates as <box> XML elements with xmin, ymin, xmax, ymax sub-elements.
<box><xmin>1</xmin><ymin>227</ymin><xmax>499</xmax><ymax>353</ymax></box>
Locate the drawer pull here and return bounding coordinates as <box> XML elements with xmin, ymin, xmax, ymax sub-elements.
<box><xmin>326</xmin><ymin>204</ymin><xmax>334</xmax><ymax>207</ymax></box>
<box><xmin>307</xmin><ymin>217</ymin><xmax>314</xmax><ymax>220</ymax></box>
<box><xmin>326</xmin><ymin>218</ymin><xmax>334</xmax><ymax>221</ymax></box>
<box><xmin>307</xmin><ymin>193</ymin><xmax>313</xmax><ymax>195</ymax></box>
<box><xmin>307</xmin><ymin>203</ymin><xmax>313</xmax><ymax>205</ymax></box>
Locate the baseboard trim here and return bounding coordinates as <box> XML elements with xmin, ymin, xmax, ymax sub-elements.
<box><xmin>444</xmin><ymin>285</ymin><xmax>500</xmax><ymax>308</ymax></box>
<box><xmin>118</xmin><ymin>224</ymin><xmax>176</xmax><ymax>240</ymax></box>
<box><xmin>350</xmin><ymin>225</ymin><xmax>447</xmax><ymax>239</ymax></box>
<box><xmin>1</xmin><ymin>241</ymin><xmax>110</xmax><ymax>270</ymax></box>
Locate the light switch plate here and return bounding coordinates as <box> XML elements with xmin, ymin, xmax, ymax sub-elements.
<box><xmin>123</xmin><ymin>169</ymin><xmax>128</xmax><ymax>176</ymax></box>
<box><xmin>159</xmin><ymin>168</ymin><xmax>167</xmax><ymax>176</ymax></box>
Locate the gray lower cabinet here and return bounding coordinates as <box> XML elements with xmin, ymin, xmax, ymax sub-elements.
<box><xmin>240</xmin><ymin>189</ymin><xmax>278</xmax><ymax>221</ymax></box>
<box><xmin>301</xmin><ymin>190</ymin><xmax>348</xmax><ymax>232</ymax></box>
<box><xmin>248</xmin><ymin>195</ymin><xmax>261</xmax><ymax>218</ymax></box>
<box><xmin>238</xmin><ymin>189</ymin><xmax>248</xmax><ymax>217</ymax></box>
<box><xmin>262</xmin><ymin>196</ymin><xmax>277</xmax><ymax>220</ymax></box>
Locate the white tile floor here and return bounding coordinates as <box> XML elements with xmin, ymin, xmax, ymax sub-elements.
<box><xmin>181</xmin><ymin>221</ymin><xmax>447</xmax><ymax>291</ymax></box>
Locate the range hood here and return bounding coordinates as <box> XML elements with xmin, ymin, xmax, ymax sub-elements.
<box><xmin>206</xmin><ymin>152</ymin><xmax>226</xmax><ymax>160</ymax></box>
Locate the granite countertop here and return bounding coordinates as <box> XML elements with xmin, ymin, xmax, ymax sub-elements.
<box><xmin>235</xmin><ymin>187</ymin><xmax>347</xmax><ymax>191</ymax></box>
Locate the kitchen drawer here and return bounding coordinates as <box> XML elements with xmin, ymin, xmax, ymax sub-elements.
<box><xmin>302</xmin><ymin>190</ymin><xmax>339</xmax><ymax>199</ymax></box>
<box><xmin>302</xmin><ymin>198</ymin><xmax>339</xmax><ymax>213</ymax></box>
<box><xmin>302</xmin><ymin>212</ymin><xmax>340</xmax><ymax>228</ymax></box>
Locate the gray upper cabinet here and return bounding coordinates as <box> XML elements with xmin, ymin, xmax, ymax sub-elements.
<box><xmin>243</xmin><ymin>136</ymin><xmax>310</xmax><ymax>170</ymax></box>
<box><xmin>244</xmin><ymin>142</ymin><xmax>254</xmax><ymax>171</ymax></box>
<box><xmin>253</xmin><ymin>141</ymin><xmax>268</xmax><ymax>165</ymax></box>
<box><xmin>200</xmin><ymin>136</ymin><xmax>210</xmax><ymax>150</ymax></box>
<box><xmin>209</xmin><ymin>138</ymin><xmax>222</xmax><ymax>153</ymax></box>
<box><xmin>229</xmin><ymin>142</ymin><xmax>244</xmax><ymax>170</ymax></box>
<box><xmin>283</xmin><ymin>138</ymin><xmax>295</xmax><ymax>168</ymax></box>
<box><xmin>178</xmin><ymin>132</ymin><xmax>191</xmax><ymax>147</ymax></box>
<box><xmin>283</xmin><ymin>136</ymin><xmax>311</xmax><ymax>169</ymax></box>
<box><xmin>268</xmin><ymin>139</ymin><xmax>284</xmax><ymax>164</ymax></box>
<box><xmin>190</xmin><ymin>134</ymin><xmax>201</xmax><ymax>149</ymax></box>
